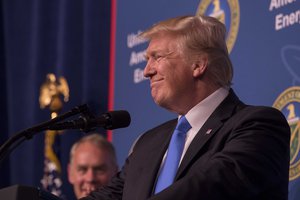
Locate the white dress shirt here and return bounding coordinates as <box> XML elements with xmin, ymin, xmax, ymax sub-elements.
<box><xmin>180</xmin><ymin>87</ymin><xmax>229</xmax><ymax>163</ymax></box>
<box><xmin>155</xmin><ymin>87</ymin><xmax>229</xmax><ymax>183</ymax></box>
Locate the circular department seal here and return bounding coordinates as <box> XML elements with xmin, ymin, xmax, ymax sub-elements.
<box><xmin>196</xmin><ymin>0</ymin><xmax>240</xmax><ymax>53</ymax></box>
<box><xmin>273</xmin><ymin>86</ymin><xmax>300</xmax><ymax>181</ymax></box>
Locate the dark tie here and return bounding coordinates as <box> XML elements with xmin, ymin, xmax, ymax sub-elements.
<box><xmin>154</xmin><ymin>116</ymin><xmax>192</xmax><ymax>194</ymax></box>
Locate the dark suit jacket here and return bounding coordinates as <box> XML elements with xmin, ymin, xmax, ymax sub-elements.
<box><xmin>83</xmin><ymin>90</ymin><xmax>290</xmax><ymax>200</ymax></box>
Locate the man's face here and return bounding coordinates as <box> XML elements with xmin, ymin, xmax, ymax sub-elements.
<box><xmin>143</xmin><ymin>34</ymin><xmax>196</xmax><ymax>113</ymax></box>
<box><xmin>68</xmin><ymin>142</ymin><xmax>117</xmax><ymax>199</ymax></box>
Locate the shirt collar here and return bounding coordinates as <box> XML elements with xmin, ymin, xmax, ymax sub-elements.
<box><xmin>183</xmin><ymin>87</ymin><xmax>229</xmax><ymax>131</ymax></box>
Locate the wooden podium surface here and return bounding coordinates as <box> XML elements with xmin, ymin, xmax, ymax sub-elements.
<box><xmin>0</xmin><ymin>185</ymin><xmax>61</xmax><ymax>200</ymax></box>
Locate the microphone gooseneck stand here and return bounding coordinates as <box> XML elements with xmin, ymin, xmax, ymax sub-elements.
<box><xmin>0</xmin><ymin>104</ymin><xmax>89</xmax><ymax>164</ymax></box>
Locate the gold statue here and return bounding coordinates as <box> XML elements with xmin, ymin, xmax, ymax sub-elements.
<box><xmin>39</xmin><ymin>73</ymin><xmax>69</xmax><ymax>112</ymax></box>
<box><xmin>39</xmin><ymin>73</ymin><xmax>69</xmax><ymax>197</ymax></box>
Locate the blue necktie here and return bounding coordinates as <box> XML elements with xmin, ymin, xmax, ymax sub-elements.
<box><xmin>154</xmin><ymin>116</ymin><xmax>192</xmax><ymax>194</ymax></box>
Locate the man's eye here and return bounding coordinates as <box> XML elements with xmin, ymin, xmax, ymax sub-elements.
<box><xmin>153</xmin><ymin>55</ymin><xmax>162</xmax><ymax>62</ymax></box>
<box><xmin>154</xmin><ymin>55</ymin><xmax>161</xmax><ymax>59</ymax></box>
<box><xmin>94</xmin><ymin>166</ymin><xmax>107</xmax><ymax>174</ymax></box>
<box><xmin>77</xmin><ymin>167</ymin><xmax>87</xmax><ymax>174</ymax></box>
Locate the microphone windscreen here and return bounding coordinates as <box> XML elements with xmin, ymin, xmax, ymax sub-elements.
<box><xmin>106</xmin><ymin>110</ymin><xmax>131</xmax><ymax>130</ymax></box>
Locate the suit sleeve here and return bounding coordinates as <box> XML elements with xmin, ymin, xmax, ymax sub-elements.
<box><xmin>148</xmin><ymin>107</ymin><xmax>290</xmax><ymax>200</ymax></box>
<box><xmin>79</xmin><ymin>169</ymin><xmax>125</xmax><ymax>200</ymax></box>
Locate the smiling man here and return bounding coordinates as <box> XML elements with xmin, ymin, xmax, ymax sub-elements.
<box><xmin>68</xmin><ymin>134</ymin><xmax>118</xmax><ymax>199</ymax></box>
<box><xmin>81</xmin><ymin>15</ymin><xmax>290</xmax><ymax>200</ymax></box>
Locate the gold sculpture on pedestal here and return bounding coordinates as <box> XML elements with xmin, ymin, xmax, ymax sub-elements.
<box><xmin>39</xmin><ymin>73</ymin><xmax>69</xmax><ymax>197</ymax></box>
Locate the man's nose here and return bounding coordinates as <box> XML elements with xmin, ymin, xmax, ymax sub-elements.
<box><xmin>144</xmin><ymin>59</ymin><xmax>156</xmax><ymax>78</ymax></box>
<box><xmin>85</xmin><ymin>169</ymin><xmax>96</xmax><ymax>182</ymax></box>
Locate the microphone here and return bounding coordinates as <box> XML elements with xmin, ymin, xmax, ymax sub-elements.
<box><xmin>48</xmin><ymin>110</ymin><xmax>131</xmax><ymax>131</ymax></box>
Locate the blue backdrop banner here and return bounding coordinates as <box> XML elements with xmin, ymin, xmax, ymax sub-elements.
<box><xmin>111</xmin><ymin>1</ymin><xmax>300</xmax><ymax>199</ymax></box>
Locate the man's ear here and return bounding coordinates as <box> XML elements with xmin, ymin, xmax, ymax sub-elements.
<box><xmin>67</xmin><ymin>164</ymin><xmax>74</xmax><ymax>184</ymax></box>
<box><xmin>192</xmin><ymin>56</ymin><xmax>208</xmax><ymax>78</ymax></box>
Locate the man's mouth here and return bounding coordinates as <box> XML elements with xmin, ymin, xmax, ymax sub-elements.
<box><xmin>150</xmin><ymin>79</ymin><xmax>163</xmax><ymax>87</ymax></box>
<box><xmin>81</xmin><ymin>185</ymin><xmax>96</xmax><ymax>196</ymax></box>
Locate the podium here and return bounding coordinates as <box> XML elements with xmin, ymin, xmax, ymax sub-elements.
<box><xmin>0</xmin><ymin>185</ymin><xmax>62</xmax><ymax>200</ymax></box>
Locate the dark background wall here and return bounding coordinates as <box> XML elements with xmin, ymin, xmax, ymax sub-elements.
<box><xmin>0</xmin><ymin>0</ymin><xmax>111</xmax><ymax>199</ymax></box>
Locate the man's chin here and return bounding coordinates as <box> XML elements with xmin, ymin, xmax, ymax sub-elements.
<box><xmin>75</xmin><ymin>190</ymin><xmax>88</xmax><ymax>199</ymax></box>
<box><xmin>79</xmin><ymin>186</ymin><xmax>97</xmax><ymax>198</ymax></box>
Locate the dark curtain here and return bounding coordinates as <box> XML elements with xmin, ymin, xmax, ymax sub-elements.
<box><xmin>0</xmin><ymin>0</ymin><xmax>111</xmax><ymax>199</ymax></box>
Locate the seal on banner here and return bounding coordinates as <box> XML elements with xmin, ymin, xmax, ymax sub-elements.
<box><xmin>273</xmin><ymin>86</ymin><xmax>300</xmax><ymax>181</ymax></box>
<box><xmin>196</xmin><ymin>0</ymin><xmax>240</xmax><ymax>53</ymax></box>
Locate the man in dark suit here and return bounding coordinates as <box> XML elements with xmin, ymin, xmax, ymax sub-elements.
<box><xmin>81</xmin><ymin>15</ymin><xmax>290</xmax><ymax>200</ymax></box>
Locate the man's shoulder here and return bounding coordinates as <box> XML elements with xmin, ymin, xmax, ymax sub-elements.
<box><xmin>237</xmin><ymin>105</ymin><xmax>286</xmax><ymax>118</ymax></box>
<box><xmin>229</xmin><ymin>104</ymin><xmax>289</xmax><ymax>129</ymax></box>
<box><xmin>139</xmin><ymin>119</ymin><xmax>177</xmax><ymax>140</ymax></box>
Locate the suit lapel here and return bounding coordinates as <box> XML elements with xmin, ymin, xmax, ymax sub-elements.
<box><xmin>175</xmin><ymin>89</ymin><xmax>242</xmax><ymax>179</ymax></box>
<box><xmin>176</xmin><ymin>115</ymin><xmax>224</xmax><ymax>178</ymax></box>
<box><xmin>135</xmin><ymin>120</ymin><xmax>177</xmax><ymax>199</ymax></box>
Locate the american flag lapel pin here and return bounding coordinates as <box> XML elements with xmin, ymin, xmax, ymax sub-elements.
<box><xmin>206</xmin><ymin>129</ymin><xmax>212</xmax><ymax>134</ymax></box>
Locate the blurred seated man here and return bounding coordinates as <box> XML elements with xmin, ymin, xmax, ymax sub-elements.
<box><xmin>67</xmin><ymin>133</ymin><xmax>118</xmax><ymax>199</ymax></box>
